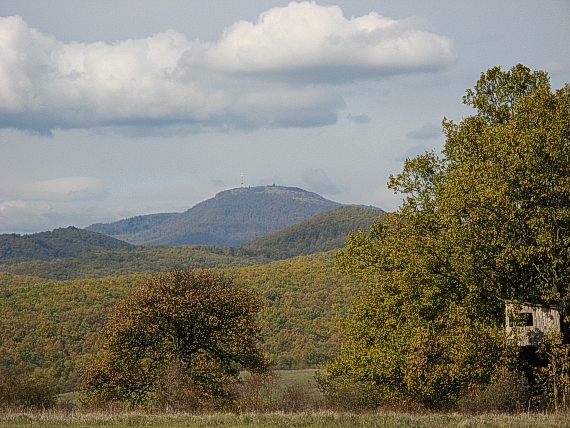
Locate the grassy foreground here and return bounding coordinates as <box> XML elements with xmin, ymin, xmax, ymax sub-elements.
<box><xmin>1</xmin><ymin>412</ymin><xmax>570</xmax><ymax>428</ymax></box>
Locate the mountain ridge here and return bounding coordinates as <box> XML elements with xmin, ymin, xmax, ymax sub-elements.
<box><xmin>0</xmin><ymin>226</ymin><xmax>134</xmax><ymax>265</ymax></box>
<box><xmin>238</xmin><ymin>205</ymin><xmax>384</xmax><ymax>261</ymax></box>
<box><xmin>87</xmin><ymin>185</ymin><xmax>343</xmax><ymax>246</ymax></box>
<box><xmin>1</xmin><ymin>205</ymin><xmax>383</xmax><ymax>279</ymax></box>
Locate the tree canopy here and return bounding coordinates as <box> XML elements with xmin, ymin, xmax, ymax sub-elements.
<box><xmin>328</xmin><ymin>64</ymin><xmax>570</xmax><ymax>409</ymax></box>
<box><xmin>80</xmin><ymin>269</ymin><xmax>268</xmax><ymax>409</ymax></box>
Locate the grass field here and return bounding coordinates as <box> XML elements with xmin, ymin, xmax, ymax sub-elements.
<box><xmin>3</xmin><ymin>371</ymin><xmax>569</xmax><ymax>427</ymax></box>
<box><xmin>2</xmin><ymin>411</ymin><xmax>570</xmax><ymax>428</ymax></box>
<box><xmin>274</xmin><ymin>369</ymin><xmax>321</xmax><ymax>385</ymax></box>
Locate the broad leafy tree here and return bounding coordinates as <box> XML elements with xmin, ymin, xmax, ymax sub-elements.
<box><xmin>327</xmin><ymin>64</ymin><xmax>570</xmax><ymax>409</ymax></box>
<box><xmin>80</xmin><ymin>269</ymin><xmax>268</xmax><ymax>408</ymax></box>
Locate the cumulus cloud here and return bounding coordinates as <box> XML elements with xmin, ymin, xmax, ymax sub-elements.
<box><xmin>205</xmin><ymin>2</ymin><xmax>454</xmax><ymax>81</ymax></box>
<box><xmin>407</xmin><ymin>122</ymin><xmax>441</xmax><ymax>140</ymax></box>
<box><xmin>302</xmin><ymin>168</ymin><xmax>341</xmax><ymax>195</ymax></box>
<box><xmin>0</xmin><ymin>3</ymin><xmax>454</xmax><ymax>134</ymax></box>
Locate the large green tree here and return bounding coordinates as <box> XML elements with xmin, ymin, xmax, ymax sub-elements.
<box><xmin>80</xmin><ymin>269</ymin><xmax>268</xmax><ymax>409</ymax></box>
<box><xmin>327</xmin><ymin>64</ymin><xmax>570</xmax><ymax>409</ymax></box>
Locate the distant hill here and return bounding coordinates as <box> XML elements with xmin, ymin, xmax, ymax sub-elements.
<box><xmin>84</xmin><ymin>212</ymin><xmax>177</xmax><ymax>236</ymax></box>
<box><xmin>0</xmin><ymin>245</ymin><xmax>263</xmax><ymax>280</ymax></box>
<box><xmin>1</xmin><ymin>205</ymin><xmax>384</xmax><ymax>279</ymax></box>
<box><xmin>87</xmin><ymin>186</ymin><xmax>342</xmax><ymax>246</ymax></box>
<box><xmin>0</xmin><ymin>227</ymin><xmax>134</xmax><ymax>265</ymax></box>
<box><xmin>238</xmin><ymin>205</ymin><xmax>384</xmax><ymax>261</ymax></box>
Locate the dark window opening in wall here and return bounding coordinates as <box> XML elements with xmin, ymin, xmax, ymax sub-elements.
<box><xmin>521</xmin><ymin>312</ymin><xmax>534</xmax><ymax>327</ymax></box>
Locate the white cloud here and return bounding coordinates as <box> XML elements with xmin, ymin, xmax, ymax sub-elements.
<box><xmin>0</xmin><ymin>3</ymin><xmax>454</xmax><ymax>134</ymax></box>
<box><xmin>205</xmin><ymin>2</ymin><xmax>454</xmax><ymax>80</ymax></box>
<box><xmin>16</xmin><ymin>177</ymin><xmax>106</xmax><ymax>201</ymax></box>
<box><xmin>0</xmin><ymin>200</ymin><xmax>53</xmax><ymax>233</ymax></box>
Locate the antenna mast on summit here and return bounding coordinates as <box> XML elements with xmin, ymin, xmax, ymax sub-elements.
<box><xmin>241</xmin><ymin>173</ymin><xmax>244</xmax><ymax>188</ymax></box>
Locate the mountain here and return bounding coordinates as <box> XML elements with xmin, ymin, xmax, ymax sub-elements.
<box><xmin>238</xmin><ymin>205</ymin><xmax>384</xmax><ymax>261</ymax></box>
<box><xmin>0</xmin><ymin>227</ymin><xmax>134</xmax><ymax>265</ymax></box>
<box><xmin>83</xmin><ymin>212</ymin><xmax>177</xmax><ymax>236</ymax></box>
<box><xmin>87</xmin><ymin>186</ymin><xmax>342</xmax><ymax>246</ymax></box>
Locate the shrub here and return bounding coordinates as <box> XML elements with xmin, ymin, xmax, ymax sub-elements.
<box><xmin>457</xmin><ymin>370</ymin><xmax>530</xmax><ymax>414</ymax></box>
<box><xmin>314</xmin><ymin>371</ymin><xmax>382</xmax><ymax>412</ymax></box>
<box><xmin>0</xmin><ymin>371</ymin><xmax>58</xmax><ymax>410</ymax></box>
<box><xmin>230</xmin><ymin>373</ymin><xmax>324</xmax><ymax>413</ymax></box>
<box><xmin>273</xmin><ymin>382</ymin><xmax>323</xmax><ymax>413</ymax></box>
<box><xmin>229</xmin><ymin>374</ymin><xmax>277</xmax><ymax>413</ymax></box>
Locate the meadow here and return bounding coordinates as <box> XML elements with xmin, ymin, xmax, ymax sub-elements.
<box><xmin>3</xmin><ymin>371</ymin><xmax>569</xmax><ymax>427</ymax></box>
<box><xmin>2</xmin><ymin>411</ymin><xmax>570</xmax><ymax>428</ymax></box>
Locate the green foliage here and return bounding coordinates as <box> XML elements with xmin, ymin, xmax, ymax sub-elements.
<box><xmin>88</xmin><ymin>186</ymin><xmax>341</xmax><ymax>246</ymax></box>
<box><xmin>0</xmin><ymin>227</ymin><xmax>133</xmax><ymax>265</ymax></box>
<box><xmin>535</xmin><ymin>332</ymin><xmax>570</xmax><ymax>412</ymax></box>
<box><xmin>0</xmin><ymin>272</ymin><xmax>143</xmax><ymax>392</ymax></box>
<box><xmin>79</xmin><ymin>269</ymin><xmax>269</xmax><ymax>408</ymax></box>
<box><xmin>0</xmin><ymin>205</ymin><xmax>377</xmax><ymax>281</ymax></box>
<box><xmin>231</xmin><ymin>252</ymin><xmax>363</xmax><ymax>369</ymax></box>
<box><xmin>315</xmin><ymin>370</ymin><xmax>384</xmax><ymax>413</ymax></box>
<box><xmin>442</xmin><ymin>65</ymin><xmax>570</xmax><ymax>303</ymax></box>
<box><xmin>327</xmin><ymin>64</ymin><xmax>570</xmax><ymax>409</ymax></box>
<box><xmin>87</xmin><ymin>213</ymin><xmax>176</xmax><ymax>236</ymax></box>
<box><xmin>0</xmin><ymin>245</ymin><xmax>263</xmax><ymax>280</ymax></box>
<box><xmin>457</xmin><ymin>370</ymin><xmax>530</xmax><ymax>414</ymax></box>
<box><xmin>238</xmin><ymin>205</ymin><xmax>384</xmax><ymax>261</ymax></box>
<box><xmin>0</xmin><ymin>368</ymin><xmax>58</xmax><ymax>410</ymax></box>
<box><xmin>0</xmin><ymin>252</ymin><xmax>360</xmax><ymax>393</ymax></box>
<box><xmin>463</xmin><ymin>64</ymin><xmax>550</xmax><ymax>125</ymax></box>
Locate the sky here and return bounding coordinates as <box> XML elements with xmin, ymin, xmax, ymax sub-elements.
<box><xmin>0</xmin><ymin>1</ymin><xmax>569</xmax><ymax>234</ymax></box>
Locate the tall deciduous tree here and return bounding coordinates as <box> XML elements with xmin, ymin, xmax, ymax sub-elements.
<box><xmin>327</xmin><ymin>64</ymin><xmax>570</xmax><ymax>409</ymax></box>
<box><xmin>80</xmin><ymin>269</ymin><xmax>268</xmax><ymax>408</ymax></box>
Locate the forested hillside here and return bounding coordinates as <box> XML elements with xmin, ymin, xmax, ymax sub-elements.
<box><xmin>0</xmin><ymin>272</ymin><xmax>146</xmax><ymax>391</ymax></box>
<box><xmin>0</xmin><ymin>246</ymin><xmax>263</xmax><ymax>280</ymax></box>
<box><xmin>238</xmin><ymin>205</ymin><xmax>384</xmax><ymax>260</ymax></box>
<box><xmin>232</xmin><ymin>252</ymin><xmax>362</xmax><ymax>369</ymax></box>
<box><xmin>0</xmin><ymin>227</ymin><xmax>133</xmax><ymax>265</ymax></box>
<box><xmin>0</xmin><ymin>252</ymin><xmax>361</xmax><ymax>392</ymax></box>
<box><xmin>87</xmin><ymin>186</ymin><xmax>341</xmax><ymax>246</ymax></box>
<box><xmin>85</xmin><ymin>213</ymin><xmax>176</xmax><ymax>236</ymax></box>
<box><xmin>1</xmin><ymin>205</ymin><xmax>378</xmax><ymax>279</ymax></box>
